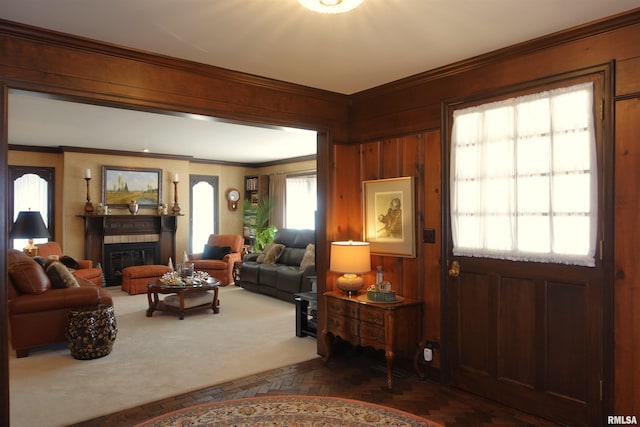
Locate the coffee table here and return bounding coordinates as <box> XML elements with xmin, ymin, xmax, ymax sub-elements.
<box><xmin>146</xmin><ymin>278</ymin><xmax>220</xmax><ymax>320</ymax></box>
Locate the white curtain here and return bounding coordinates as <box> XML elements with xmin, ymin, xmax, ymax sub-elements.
<box><xmin>13</xmin><ymin>173</ymin><xmax>49</xmax><ymax>249</ymax></box>
<box><xmin>450</xmin><ymin>82</ymin><xmax>597</xmax><ymax>267</ymax></box>
<box><xmin>269</xmin><ymin>173</ymin><xmax>286</xmax><ymax>230</ymax></box>
<box><xmin>285</xmin><ymin>174</ymin><xmax>317</xmax><ymax>230</ymax></box>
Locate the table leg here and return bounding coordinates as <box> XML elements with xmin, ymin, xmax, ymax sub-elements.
<box><xmin>178</xmin><ymin>292</ymin><xmax>185</xmax><ymax>320</ymax></box>
<box><xmin>146</xmin><ymin>291</ymin><xmax>157</xmax><ymax>317</ymax></box>
<box><xmin>385</xmin><ymin>349</ymin><xmax>395</xmax><ymax>390</ymax></box>
<box><xmin>211</xmin><ymin>287</ymin><xmax>220</xmax><ymax>313</ymax></box>
<box><xmin>321</xmin><ymin>328</ymin><xmax>332</xmax><ymax>363</ymax></box>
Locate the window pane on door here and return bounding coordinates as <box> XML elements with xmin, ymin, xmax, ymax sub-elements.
<box><xmin>450</xmin><ymin>82</ymin><xmax>597</xmax><ymax>266</ymax></box>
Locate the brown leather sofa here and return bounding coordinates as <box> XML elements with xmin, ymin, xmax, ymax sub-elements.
<box><xmin>7</xmin><ymin>249</ymin><xmax>113</xmax><ymax>358</ymax></box>
<box><xmin>36</xmin><ymin>241</ymin><xmax>104</xmax><ymax>286</ymax></box>
<box><xmin>188</xmin><ymin>234</ymin><xmax>244</xmax><ymax>286</ymax></box>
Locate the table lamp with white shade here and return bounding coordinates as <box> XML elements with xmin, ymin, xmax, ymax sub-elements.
<box><xmin>330</xmin><ymin>241</ymin><xmax>371</xmax><ymax>295</ymax></box>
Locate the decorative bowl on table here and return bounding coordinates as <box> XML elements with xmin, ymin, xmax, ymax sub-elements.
<box><xmin>366</xmin><ymin>282</ymin><xmax>396</xmax><ymax>302</ymax></box>
<box><xmin>160</xmin><ymin>270</ymin><xmax>210</xmax><ymax>286</ymax></box>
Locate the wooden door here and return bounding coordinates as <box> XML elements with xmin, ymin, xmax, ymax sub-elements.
<box><xmin>445</xmin><ymin>256</ymin><xmax>604</xmax><ymax>426</ymax></box>
<box><xmin>443</xmin><ymin>71</ymin><xmax>611</xmax><ymax>427</ymax></box>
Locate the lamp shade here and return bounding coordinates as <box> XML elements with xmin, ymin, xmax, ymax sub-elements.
<box><xmin>10</xmin><ymin>211</ymin><xmax>51</xmax><ymax>239</ymax></box>
<box><xmin>330</xmin><ymin>241</ymin><xmax>371</xmax><ymax>274</ymax></box>
<box><xmin>330</xmin><ymin>241</ymin><xmax>370</xmax><ymax>295</ymax></box>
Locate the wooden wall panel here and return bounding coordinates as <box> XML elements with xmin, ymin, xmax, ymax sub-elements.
<box><xmin>347</xmin><ymin>10</ymin><xmax>640</xmax><ymax>417</ymax></box>
<box><xmin>613</xmin><ymin>98</ymin><xmax>640</xmax><ymax>415</ymax></box>
<box><xmin>616</xmin><ymin>56</ymin><xmax>640</xmax><ymax>97</ymax></box>
<box><xmin>498</xmin><ymin>277</ymin><xmax>536</xmax><ymax>388</ymax></box>
<box><xmin>353</xmin><ymin>132</ymin><xmax>438</xmax><ymax>365</ymax></box>
<box><xmin>546</xmin><ymin>281</ymin><xmax>588</xmax><ymax>402</ymax></box>
<box><xmin>0</xmin><ymin>22</ymin><xmax>350</xmax><ymax>142</ymax></box>
<box><xmin>422</xmin><ymin>131</ymin><xmax>441</xmax><ymax>368</ymax></box>
<box><xmin>457</xmin><ymin>272</ymin><xmax>491</xmax><ymax>374</ymax></box>
<box><xmin>2</xmin><ymin>9</ymin><xmax>640</xmax><ymax>423</ymax></box>
<box><xmin>351</xmin><ymin>15</ymin><xmax>640</xmax><ymax>142</ymax></box>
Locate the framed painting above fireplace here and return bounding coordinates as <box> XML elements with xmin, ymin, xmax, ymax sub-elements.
<box><xmin>102</xmin><ymin>166</ymin><xmax>162</xmax><ymax>208</ymax></box>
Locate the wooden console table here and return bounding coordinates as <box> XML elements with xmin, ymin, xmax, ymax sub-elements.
<box><xmin>321</xmin><ymin>290</ymin><xmax>422</xmax><ymax>389</ymax></box>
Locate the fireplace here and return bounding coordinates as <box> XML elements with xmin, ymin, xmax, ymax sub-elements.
<box><xmin>104</xmin><ymin>242</ymin><xmax>160</xmax><ymax>286</ymax></box>
<box><xmin>80</xmin><ymin>215</ymin><xmax>178</xmax><ymax>287</ymax></box>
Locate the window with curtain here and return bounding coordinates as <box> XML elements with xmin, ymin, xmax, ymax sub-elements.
<box><xmin>450</xmin><ymin>82</ymin><xmax>597</xmax><ymax>267</ymax></box>
<box><xmin>10</xmin><ymin>167</ymin><xmax>55</xmax><ymax>250</ymax></box>
<box><xmin>285</xmin><ymin>174</ymin><xmax>317</xmax><ymax>229</ymax></box>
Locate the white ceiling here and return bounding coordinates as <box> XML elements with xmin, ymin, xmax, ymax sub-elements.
<box><xmin>8</xmin><ymin>90</ymin><xmax>318</xmax><ymax>164</ymax></box>
<box><xmin>3</xmin><ymin>0</ymin><xmax>638</xmax><ymax>162</ymax></box>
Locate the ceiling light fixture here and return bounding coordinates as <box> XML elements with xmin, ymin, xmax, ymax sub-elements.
<box><xmin>298</xmin><ymin>0</ymin><xmax>363</xmax><ymax>14</ymax></box>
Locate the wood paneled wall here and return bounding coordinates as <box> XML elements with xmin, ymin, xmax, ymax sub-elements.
<box><xmin>0</xmin><ymin>21</ymin><xmax>350</xmax><ymax>142</ymax></box>
<box><xmin>2</xmin><ymin>8</ymin><xmax>640</xmax><ymax>424</ymax></box>
<box><xmin>346</xmin><ymin>9</ymin><xmax>640</xmax><ymax>417</ymax></box>
<box><xmin>0</xmin><ymin>20</ymin><xmax>350</xmax><ymax>426</ymax></box>
<box><xmin>614</xmin><ymin>98</ymin><xmax>640</xmax><ymax>414</ymax></box>
<box><xmin>327</xmin><ymin>132</ymin><xmax>441</xmax><ymax>367</ymax></box>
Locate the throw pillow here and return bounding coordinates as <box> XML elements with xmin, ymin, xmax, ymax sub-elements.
<box><xmin>256</xmin><ymin>243</ymin><xmax>285</xmax><ymax>264</ymax></box>
<box><xmin>202</xmin><ymin>245</ymin><xmax>232</xmax><ymax>260</ymax></box>
<box><xmin>46</xmin><ymin>261</ymin><xmax>80</xmax><ymax>289</ymax></box>
<box><xmin>32</xmin><ymin>256</ymin><xmax>47</xmax><ymax>269</ymax></box>
<box><xmin>9</xmin><ymin>258</ymin><xmax>51</xmax><ymax>294</ymax></box>
<box><xmin>60</xmin><ymin>255</ymin><xmax>79</xmax><ymax>270</ymax></box>
<box><xmin>299</xmin><ymin>243</ymin><xmax>315</xmax><ymax>270</ymax></box>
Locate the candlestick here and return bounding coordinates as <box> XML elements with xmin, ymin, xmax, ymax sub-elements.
<box><xmin>85</xmin><ymin>168</ymin><xmax>91</xmax><ymax>179</ymax></box>
<box><xmin>84</xmin><ymin>177</ymin><xmax>94</xmax><ymax>215</ymax></box>
<box><xmin>172</xmin><ymin>179</ymin><xmax>181</xmax><ymax>214</ymax></box>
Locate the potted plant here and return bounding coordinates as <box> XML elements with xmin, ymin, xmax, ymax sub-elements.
<box><xmin>245</xmin><ymin>197</ymin><xmax>277</xmax><ymax>252</ymax></box>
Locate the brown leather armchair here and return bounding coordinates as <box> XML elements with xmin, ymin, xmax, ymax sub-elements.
<box><xmin>36</xmin><ymin>241</ymin><xmax>104</xmax><ymax>286</ymax></box>
<box><xmin>188</xmin><ymin>234</ymin><xmax>243</xmax><ymax>286</ymax></box>
<box><xmin>7</xmin><ymin>249</ymin><xmax>113</xmax><ymax>358</ymax></box>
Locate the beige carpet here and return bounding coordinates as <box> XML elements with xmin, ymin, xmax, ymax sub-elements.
<box><xmin>9</xmin><ymin>286</ymin><xmax>319</xmax><ymax>427</ymax></box>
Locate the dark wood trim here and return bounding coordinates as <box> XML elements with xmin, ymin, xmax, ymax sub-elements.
<box><xmin>1</xmin><ymin>8</ymin><xmax>639</xmax><ymax>426</ymax></box>
<box><xmin>10</xmin><ymin>144</ymin><xmax>317</xmax><ymax>168</ymax></box>
<box><xmin>8</xmin><ymin>165</ymin><xmax>56</xmax><ymax>241</ymax></box>
<box><xmin>0</xmin><ymin>20</ymin><xmax>350</xmax><ymax>143</ymax></box>
<box><xmin>189</xmin><ymin>174</ymin><xmax>219</xmax><ymax>252</ymax></box>
<box><xmin>0</xmin><ymin>19</ymin><xmax>346</xmax><ymax>100</ymax></box>
<box><xmin>1</xmin><ymin>81</ymin><xmax>9</xmax><ymax>427</ymax></box>
<box><xmin>353</xmin><ymin>8</ymin><xmax>640</xmax><ymax>98</ymax></box>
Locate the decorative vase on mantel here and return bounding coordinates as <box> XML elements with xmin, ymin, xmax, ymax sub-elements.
<box><xmin>128</xmin><ymin>200</ymin><xmax>139</xmax><ymax>215</ymax></box>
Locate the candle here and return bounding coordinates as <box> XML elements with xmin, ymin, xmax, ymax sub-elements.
<box><xmin>173</xmin><ymin>173</ymin><xmax>179</xmax><ymax>183</ymax></box>
<box><xmin>85</xmin><ymin>168</ymin><xmax>91</xmax><ymax>179</ymax></box>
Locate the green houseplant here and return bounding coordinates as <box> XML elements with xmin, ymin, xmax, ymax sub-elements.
<box><xmin>245</xmin><ymin>197</ymin><xmax>277</xmax><ymax>252</ymax></box>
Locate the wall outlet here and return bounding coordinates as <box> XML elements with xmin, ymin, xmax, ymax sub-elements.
<box><xmin>423</xmin><ymin>347</ymin><xmax>433</xmax><ymax>362</ymax></box>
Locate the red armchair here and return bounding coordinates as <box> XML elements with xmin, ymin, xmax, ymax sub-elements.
<box><xmin>188</xmin><ymin>234</ymin><xmax>243</xmax><ymax>286</ymax></box>
<box><xmin>36</xmin><ymin>241</ymin><xmax>103</xmax><ymax>286</ymax></box>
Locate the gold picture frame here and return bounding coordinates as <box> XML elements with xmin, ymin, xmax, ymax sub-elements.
<box><xmin>363</xmin><ymin>176</ymin><xmax>416</xmax><ymax>257</ymax></box>
<box><xmin>102</xmin><ymin>166</ymin><xmax>162</xmax><ymax>208</ymax></box>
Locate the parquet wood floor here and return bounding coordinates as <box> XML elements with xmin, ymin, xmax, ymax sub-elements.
<box><xmin>69</xmin><ymin>347</ymin><xmax>561</xmax><ymax>427</ymax></box>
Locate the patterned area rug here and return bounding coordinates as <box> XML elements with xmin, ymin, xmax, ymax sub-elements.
<box><xmin>135</xmin><ymin>395</ymin><xmax>443</xmax><ymax>427</ymax></box>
